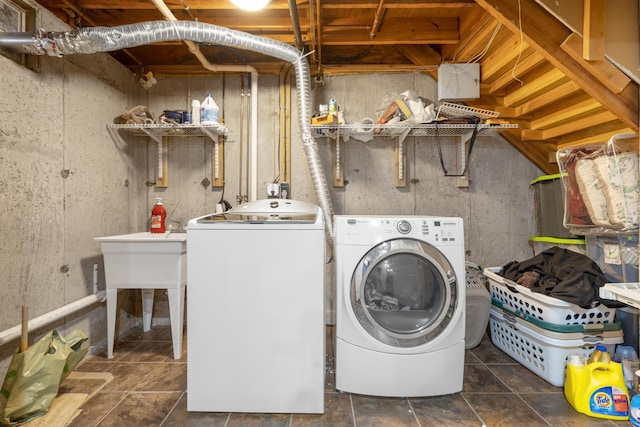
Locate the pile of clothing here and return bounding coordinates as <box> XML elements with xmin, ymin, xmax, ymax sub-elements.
<box><xmin>500</xmin><ymin>246</ymin><xmax>622</xmax><ymax>308</ymax></box>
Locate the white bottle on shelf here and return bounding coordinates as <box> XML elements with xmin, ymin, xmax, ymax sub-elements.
<box><xmin>191</xmin><ymin>99</ymin><xmax>201</xmax><ymax>125</ymax></box>
<box><xmin>201</xmin><ymin>94</ymin><xmax>219</xmax><ymax>124</ymax></box>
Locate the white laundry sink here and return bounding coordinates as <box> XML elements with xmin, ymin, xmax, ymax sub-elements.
<box><xmin>95</xmin><ymin>232</ymin><xmax>187</xmax><ymax>359</ymax></box>
<box><xmin>95</xmin><ymin>232</ymin><xmax>187</xmax><ymax>288</ymax></box>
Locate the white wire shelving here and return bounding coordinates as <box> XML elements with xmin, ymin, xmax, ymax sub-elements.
<box><xmin>106</xmin><ymin>123</ymin><xmax>227</xmax><ymax>188</ymax></box>
<box><xmin>310</xmin><ymin>122</ymin><xmax>517</xmax><ymax>140</ymax></box>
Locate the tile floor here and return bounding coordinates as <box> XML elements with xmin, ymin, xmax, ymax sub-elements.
<box><xmin>66</xmin><ymin>325</ymin><xmax>629</xmax><ymax>427</ymax></box>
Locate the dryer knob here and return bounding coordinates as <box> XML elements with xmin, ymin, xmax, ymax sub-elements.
<box><xmin>397</xmin><ymin>220</ymin><xmax>411</xmax><ymax>234</ymax></box>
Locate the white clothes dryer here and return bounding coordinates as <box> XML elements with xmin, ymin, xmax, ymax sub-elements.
<box><xmin>335</xmin><ymin>215</ymin><xmax>465</xmax><ymax>397</ymax></box>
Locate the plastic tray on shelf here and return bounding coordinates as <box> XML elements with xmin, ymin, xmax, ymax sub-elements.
<box><xmin>599</xmin><ymin>282</ymin><xmax>640</xmax><ymax>309</ymax></box>
<box><xmin>435</xmin><ymin>102</ymin><xmax>500</xmax><ymax>120</ymax></box>
<box><xmin>484</xmin><ymin>267</ymin><xmax>617</xmax><ymax>326</ymax></box>
<box><xmin>489</xmin><ymin>305</ymin><xmax>622</xmax><ymax>387</ymax></box>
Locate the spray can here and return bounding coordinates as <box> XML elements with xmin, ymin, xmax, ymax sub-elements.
<box><xmin>201</xmin><ymin>94</ymin><xmax>219</xmax><ymax>124</ymax></box>
<box><xmin>150</xmin><ymin>197</ymin><xmax>167</xmax><ymax>233</ymax></box>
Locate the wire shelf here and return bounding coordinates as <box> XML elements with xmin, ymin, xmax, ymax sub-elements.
<box><xmin>436</xmin><ymin>102</ymin><xmax>500</xmax><ymax>120</ymax></box>
<box><xmin>311</xmin><ymin>122</ymin><xmax>517</xmax><ymax>139</ymax></box>
<box><xmin>107</xmin><ymin>123</ymin><xmax>227</xmax><ymax>138</ymax></box>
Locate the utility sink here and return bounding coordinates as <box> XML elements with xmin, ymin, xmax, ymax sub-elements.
<box><xmin>95</xmin><ymin>232</ymin><xmax>187</xmax><ymax>359</ymax></box>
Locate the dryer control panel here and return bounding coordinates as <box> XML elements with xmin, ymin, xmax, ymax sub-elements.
<box><xmin>337</xmin><ymin>215</ymin><xmax>463</xmax><ymax>246</ymax></box>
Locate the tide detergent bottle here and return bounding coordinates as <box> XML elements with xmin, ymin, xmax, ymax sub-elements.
<box><xmin>565</xmin><ymin>349</ymin><xmax>629</xmax><ymax>420</ymax></box>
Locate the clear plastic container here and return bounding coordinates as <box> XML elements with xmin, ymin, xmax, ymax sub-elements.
<box><xmin>617</xmin><ymin>345</ymin><xmax>640</xmax><ymax>394</ymax></box>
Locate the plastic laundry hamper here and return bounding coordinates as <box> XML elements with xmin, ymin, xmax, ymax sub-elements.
<box><xmin>465</xmin><ymin>262</ymin><xmax>491</xmax><ymax>349</ymax></box>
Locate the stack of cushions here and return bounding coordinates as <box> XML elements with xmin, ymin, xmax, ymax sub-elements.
<box><xmin>572</xmin><ymin>151</ymin><xmax>639</xmax><ymax>230</ymax></box>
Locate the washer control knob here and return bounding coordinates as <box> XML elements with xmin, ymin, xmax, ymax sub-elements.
<box><xmin>397</xmin><ymin>220</ymin><xmax>411</xmax><ymax>234</ymax></box>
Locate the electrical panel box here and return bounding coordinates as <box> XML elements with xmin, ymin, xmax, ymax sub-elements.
<box><xmin>437</xmin><ymin>63</ymin><xmax>480</xmax><ymax>101</ymax></box>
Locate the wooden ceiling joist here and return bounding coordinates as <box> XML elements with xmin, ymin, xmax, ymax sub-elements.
<box><xmin>474</xmin><ymin>0</ymin><xmax>638</xmax><ymax>132</ymax></box>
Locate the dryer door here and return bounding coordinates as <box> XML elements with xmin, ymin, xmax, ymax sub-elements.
<box><xmin>350</xmin><ymin>238</ymin><xmax>459</xmax><ymax>347</ymax></box>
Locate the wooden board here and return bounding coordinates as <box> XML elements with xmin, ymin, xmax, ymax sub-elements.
<box><xmin>25</xmin><ymin>372</ymin><xmax>113</xmax><ymax>427</ymax></box>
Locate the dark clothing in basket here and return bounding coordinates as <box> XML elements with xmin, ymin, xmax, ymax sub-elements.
<box><xmin>501</xmin><ymin>246</ymin><xmax>613</xmax><ymax>308</ymax></box>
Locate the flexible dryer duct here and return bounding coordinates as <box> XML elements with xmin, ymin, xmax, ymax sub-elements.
<box><xmin>2</xmin><ymin>20</ymin><xmax>335</xmax><ymax>242</ymax></box>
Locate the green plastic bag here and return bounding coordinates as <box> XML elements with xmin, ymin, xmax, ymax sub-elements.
<box><xmin>0</xmin><ymin>329</ymin><xmax>89</xmax><ymax>426</ymax></box>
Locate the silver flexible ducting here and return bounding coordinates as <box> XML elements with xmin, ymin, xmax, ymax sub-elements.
<box><xmin>5</xmin><ymin>20</ymin><xmax>335</xmax><ymax>242</ymax></box>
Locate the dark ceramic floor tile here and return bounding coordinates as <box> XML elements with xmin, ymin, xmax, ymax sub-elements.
<box><xmin>59</xmin><ymin>374</ymin><xmax>111</xmax><ymax>395</ymax></box>
<box><xmin>81</xmin><ymin>362</ymin><xmax>159</xmax><ymax>391</ymax></box>
<box><xmin>470</xmin><ymin>334</ymin><xmax>516</xmax><ymax>364</ymax></box>
<box><xmin>292</xmin><ymin>392</ymin><xmax>353</xmax><ymax>427</ymax></box>
<box><xmin>225</xmin><ymin>412</ymin><xmax>291</xmax><ymax>426</ymax></box>
<box><xmin>410</xmin><ymin>394</ymin><xmax>483</xmax><ymax>426</ymax></box>
<box><xmin>465</xmin><ymin>350</ymin><xmax>481</xmax><ymax>364</ymax></box>
<box><xmin>462</xmin><ymin>364</ymin><xmax>511</xmax><ymax>393</ymax></box>
<box><xmin>489</xmin><ymin>363</ymin><xmax>561</xmax><ymax>393</ymax></box>
<box><xmin>67</xmin><ymin>391</ymin><xmax>127</xmax><ymax>427</ymax></box>
<box><xmin>162</xmin><ymin>393</ymin><xmax>230</xmax><ymax>427</ymax></box>
<box><xmin>84</xmin><ymin>340</ymin><xmax>144</xmax><ymax>362</ymax></box>
<box><xmin>351</xmin><ymin>394</ymin><xmax>418</xmax><ymax>426</ymax></box>
<box><xmin>519</xmin><ymin>393</ymin><xmax>618</xmax><ymax>426</ymax></box>
<box><xmin>134</xmin><ymin>363</ymin><xmax>187</xmax><ymax>392</ymax></box>
<box><xmin>463</xmin><ymin>393</ymin><xmax>549</xmax><ymax>426</ymax></box>
<box><xmin>118</xmin><ymin>341</ymin><xmax>173</xmax><ymax>362</ymax></box>
<box><xmin>120</xmin><ymin>324</ymin><xmax>177</xmax><ymax>342</ymax></box>
<box><xmin>96</xmin><ymin>391</ymin><xmax>181</xmax><ymax>426</ymax></box>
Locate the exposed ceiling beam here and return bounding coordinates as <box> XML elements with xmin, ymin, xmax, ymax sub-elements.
<box><xmin>474</xmin><ymin>0</ymin><xmax>638</xmax><ymax>132</ymax></box>
<box><xmin>583</xmin><ymin>0</ymin><xmax>605</xmax><ymax>60</ymax></box>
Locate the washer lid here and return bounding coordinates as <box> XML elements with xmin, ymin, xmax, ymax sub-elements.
<box><xmin>196</xmin><ymin>199</ymin><xmax>320</xmax><ymax>224</ymax></box>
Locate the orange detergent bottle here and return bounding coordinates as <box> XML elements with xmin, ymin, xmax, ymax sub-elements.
<box><xmin>150</xmin><ymin>198</ymin><xmax>166</xmax><ymax>233</ymax></box>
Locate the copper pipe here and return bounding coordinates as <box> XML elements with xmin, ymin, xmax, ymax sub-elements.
<box><xmin>369</xmin><ymin>0</ymin><xmax>385</xmax><ymax>39</ymax></box>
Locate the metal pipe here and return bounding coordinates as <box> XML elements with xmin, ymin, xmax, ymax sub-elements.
<box><xmin>0</xmin><ymin>291</ymin><xmax>106</xmax><ymax>347</ymax></box>
<box><xmin>152</xmin><ymin>0</ymin><xmax>260</xmax><ymax>203</ymax></box>
<box><xmin>369</xmin><ymin>0</ymin><xmax>386</xmax><ymax>39</ymax></box>
<box><xmin>0</xmin><ymin>32</ymin><xmax>36</xmax><ymax>52</ymax></box>
<box><xmin>287</xmin><ymin>0</ymin><xmax>305</xmax><ymax>50</ymax></box>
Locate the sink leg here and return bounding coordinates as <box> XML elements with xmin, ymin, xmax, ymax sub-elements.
<box><xmin>106</xmin><ymin>288</ymin><xmax>118</xmax><ymax>359</ymax></box>
<box><xmin>142</xmin><ymin>289</ymin><xmax>155</xmax><ymax>332</ymax></box>
<box><xmin>168</xmin><ymin>286</ymin><xmax>185</xmax><ymax>359</ymax></box>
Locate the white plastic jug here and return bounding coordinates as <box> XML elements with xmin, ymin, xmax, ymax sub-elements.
<box><xmin>201</xmin><ymin>94</ymin><xmax>219</xmax><ymax>124</ymax></box>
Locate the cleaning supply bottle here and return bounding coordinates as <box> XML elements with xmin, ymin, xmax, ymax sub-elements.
<box><xmin>589</xmin><ymin>345</ymin><xmax>611</xmax><ymax>364</ymax></box>
<box><xmin>616</xmin><ymin>345</ymin><xmax>640</xmax><ymax>396</ymax></box>
<box><xmin>565</xmin><ymin>352</ymin><xmax>629</xmax><ymax>420</ymax></box>
<box><xmin>191</xmin><ymin>99</ymin><xmax>201</xmax><ymax>125</ymax></box>
<box><xmin>201</xmin><ymin>94</ymin><xmax>219</xmax><ymax>124</ymax></box>
<box><xmin>150</xmin><ymin>198</ymin><xmax>167</xmax><ymax>233</ymax></box>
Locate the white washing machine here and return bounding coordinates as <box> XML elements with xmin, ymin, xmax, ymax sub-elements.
<box><xmin>335</xmin><ymin>215</ymin><xmax>465</xmax><ymax>397</ymax></box>
<box><xmin>186</xmin><ymin>199</ymin><xmax>325</xmax><ymax>413</ymax></box>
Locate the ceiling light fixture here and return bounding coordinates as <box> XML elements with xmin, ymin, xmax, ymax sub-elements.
<box><xmin>231</xmin><ymin>0</ymin><xmax>270</xmax><ymax>12</ymax></box>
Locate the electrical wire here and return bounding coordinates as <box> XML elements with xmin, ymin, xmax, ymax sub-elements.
<box><xmin>511</xmin><ymin>0</ymin><xmax>525</xmax><ymax>86</ymax></box>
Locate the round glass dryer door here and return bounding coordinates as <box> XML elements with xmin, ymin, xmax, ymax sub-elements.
<box><xmin>350</xmin><ymin>238</ymin><xmax>459</xmax><ymax>347</ymax></box>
